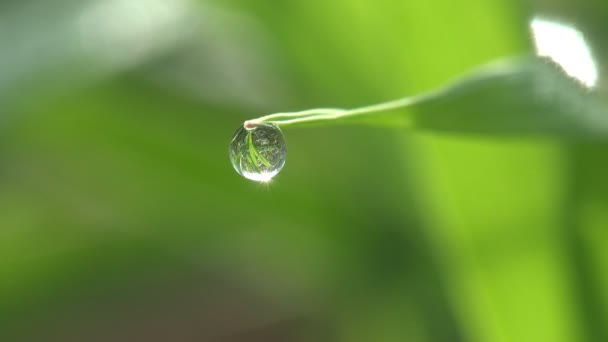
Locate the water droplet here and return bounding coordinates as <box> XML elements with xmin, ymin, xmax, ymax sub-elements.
<box><xmin>229</xmin><ymin>122</ymin><xmax>287</xmax><ymax>182</ymax></box>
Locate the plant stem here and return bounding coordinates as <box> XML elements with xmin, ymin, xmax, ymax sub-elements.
<box><xmin>244</xmin><ymin>91</ymin><xmax>431</xmax><ymax>129</ymax></box>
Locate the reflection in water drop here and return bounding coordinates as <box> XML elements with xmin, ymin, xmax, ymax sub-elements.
<box><xmin>531</xmin><ymin>18</ymin><xmax>598</xmax><ymax>88</ymax></box>
<box><xmin>229</xmin><ymin>122</ymin><xmax>287</xmax><ymax>182</ymax></box>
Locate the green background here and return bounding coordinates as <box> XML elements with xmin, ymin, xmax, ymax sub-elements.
<box><xmin>1</xmin><ymin>0</ymin><xmax>607</xmax><ymax>341</ymax></box>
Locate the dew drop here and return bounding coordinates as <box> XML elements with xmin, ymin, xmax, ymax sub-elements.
<box><xmin>229</xmin><ymin>122</ymin><xmax>287</xmax><ymax>182</ymax></box>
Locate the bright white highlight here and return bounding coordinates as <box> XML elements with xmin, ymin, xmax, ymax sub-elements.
<box><xmin>240</xmin><ymin>171</ymin><xmax>276</xmax><ymax>183</ymax></box>
<box><xmin>531</xmin><ymin>18</ymin><xmax>598</xmax><ymax>88</ymax></box>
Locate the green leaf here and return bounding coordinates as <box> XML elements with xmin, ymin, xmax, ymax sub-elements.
<box><xmin>410</xmin><ymin>57</ymin><xmax>607</xmax><ymax>137</ymax></box>
<box><xmin>261</xmin><ymin>56</ymin><xmax>608</xmax><ymax>139</ymax></box>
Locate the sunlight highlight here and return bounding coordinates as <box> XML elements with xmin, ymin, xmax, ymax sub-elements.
<box><xmin>531</xmin><ymin>18</ymin><xmax>598</xmax><ymax>88</ymax></box>
<box><xmin>241</xmin><ymin>171</ymin><xmax>275</xmax><ymax>183</ymax></box>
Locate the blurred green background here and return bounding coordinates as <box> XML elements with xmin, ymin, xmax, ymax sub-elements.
<box><xmin>1</xmin><ymin>0</ymin><xmax>608</xmax><ymax>341</ymax></box>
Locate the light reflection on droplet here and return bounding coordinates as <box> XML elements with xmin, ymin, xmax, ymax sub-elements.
<box><xmin>531</xmin><ymin>17</ymin><xmax>598</xmax><ymax>88</ymax></box>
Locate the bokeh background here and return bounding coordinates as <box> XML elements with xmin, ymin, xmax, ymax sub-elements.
<box><xmin>2</xmin><ymin>0</ymin><xmax>608</xmax><ymax>341</ymax></box>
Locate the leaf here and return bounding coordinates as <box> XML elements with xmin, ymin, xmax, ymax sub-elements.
<box><xmin>270</xmin><ymin>56</ymin><xmax>608</xmax><ymax>139</ymax></box>
<box><xmin>410</xmin><ymin>57</ymin><xmax>608</xmax><ymax>137</ymax></box>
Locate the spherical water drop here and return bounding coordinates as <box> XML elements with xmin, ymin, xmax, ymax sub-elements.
<box><xmin>229</xmin><ymin>122</ymin><xmax>287</xmax><ymax>182</ymax></box>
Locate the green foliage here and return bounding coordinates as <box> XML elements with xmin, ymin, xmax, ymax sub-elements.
<box><xmin>410</xmin><ymin>57</ymin><xmax>607</xmax><ymax>137</ymax></box>
<box><xmin>1</xmin><ymin>0</ymin><xmax>608</xmax><ymax>341</ymax></box>
<box><xmin>257</xmin><ymin>57</ymin><xmax>608</xmax><ymax>139</ymax></box>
